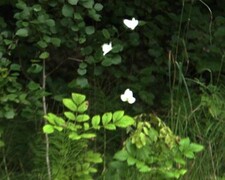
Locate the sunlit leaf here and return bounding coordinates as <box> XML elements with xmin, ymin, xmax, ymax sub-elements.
<box><xmin>63</xmin><ymin>98</ymin><xmax>77</xmax><ymax>111</ymax></box>
<box><xmin>102</xmin><ymin>112</ymin><xmax>112</xmax><ymax>125</ymax></box>
<box><xmin>64</xmin><ymin>111</ymin><xmax>76</xmax><ymax>121</ymax></box>
<box><xmin>76</xmin><ymin>114</ymin><xmax>90</xmax><ymax>122</ymax></box>
<box><xmin>115</xmin><ymin>115</ymin><xmax>135</xmax><ymax>128</ymax></box>
<box><xmin>43</xmin><ymin>124</ymin><xmax>54</xmax><ymax>134</ymax></box>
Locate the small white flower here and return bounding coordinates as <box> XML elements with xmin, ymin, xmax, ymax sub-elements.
<box><xmin>123</xmin><ymin>17</ymin><xmax>139</xmax><ymax>30</ymax></box>
<box><xmin>120</xmin><ymin>88</ymin><xmax>136</xmax><ymax>104</ymax></box>
<box><xmin>102</xmin><ymin>42</ymin><xmax>112</xmax><ymax>56</ymax></box>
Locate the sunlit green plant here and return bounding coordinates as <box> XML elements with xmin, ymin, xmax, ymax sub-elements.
<box><xmin>43</xmin><ymin>92</ymin><xmax>203</xmax><ymax>179</ymax></box>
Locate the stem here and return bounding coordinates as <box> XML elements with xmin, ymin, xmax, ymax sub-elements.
<box><xmin>3</xmin><ymin>148</ymin><xmax>10</xmax><ymax>180</ymax></box>
<box><xmin>42</xmin><ymin>59</ymin><xmax>51</xmax><ymax>180</ymax></box>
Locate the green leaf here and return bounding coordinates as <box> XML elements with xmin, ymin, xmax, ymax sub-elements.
<box><xmin>33</xmin><ymin>4</ymin><xmax>42</xmax><ymax>12</ymax></box>
<box><xmin>51</xmin><ymin>37</ymin><xmax>61</xmax><ymax>47</ymax></box>
<box><xmin>45</xmin><ymin>19</ymin><xmax>55</xmax><ymax>27</ymax></box>
<box><xmin>37</xmin><ymin>40</ymin><xmax>48</xmax><ymax>48</ymax></box>
<box><xmin>102</xmin><ymin>29</ymin><xmax>110</xmax><ymax>39</ymax></box>
<box><xmin>0</xmin><ymin>140</ymin><xmax>5</xmax><ymax>148</ymax></box>
<box><xmin>27</xmin><ymin>64</ymin><xmax>42</xmax><ymax>74</ymax></box>
<box><xmin>81</xmin><ymin>0</ymin><xmax>94</xmax><ymax>9</ymax></box>
<box><xmin>92</xmin><ymin>115</ymin><xmax>100</xmax><ymax>129</ymax></box>
<box><xmin>76</xmin><ymin>114</ymin><xmax>90</xmax><ymax>122</ymax></box>
<box><xmin>39</xmin><ymin>52</ymin><xmax>49</xmax><ymax>59</ymax></box>
<box><xmin>114</xmin><ymin>150</ymin><xmax>128</xmax><ymax>161</ymax></box>
<box><xmin>27</xmin><ymin>81</ymin><xmax>40</xmax><ymax>90</ymax></box>
<box><xmin>68</xmin><ymin>0</ymin><xmax>79</xmax><ymax>5</ymax></box>
<box><xmin>69</xmin><ymin>132</ymin><xmax>81</xmax><ymax>140</ymax></box>
<box><xmin>83</xmin><ymin>122</ymin><xmax>89</xmax><ymax>130</ymax></box>
<box><xmin>54</xmin><ymin>117</ymin><xmax>65</xmax><ymax>126</ymax></box>
<box><xmin>43</xmin><ymin>125</ymin><xmax>54</xmax><ymax>134</ymax></box>
<box><xmin>77</xmin><ymin>101</ymin><xmax>89</xmax><ymax>113</ymax></box>
<box><xmin>85</xmin><ymin>26</ymin><xmax>95</xmax><ymax>35</ymax></box>
<box><xmin>10</xmin><ymin>64</ymin><xmax>21</xmax><ymax>71</ymax></box>
<box><xmin>64</xmin><ymin>111</ymin><xmax>76</xmax><ymax>121</ymax></box>
<box><xmin>63</xmin><ymin>98</ymin><xmax>77</xmax><ymax>111</ymax></box>
<box><xmin>190</xmin><ymin>143</ymin><xmax>204</xmax><ymax>152</ymax></box>
<box><xmin>112</xmin><ymin>55</ymin><xmax>122</xmax><ymax>65</ymax></box>
<box><xmin>112</xmin><ymin>44</ymin><xmax>123</xmax><ymax>53</ymax></box>
<box><xmin>72</xmin><ymin>93</ymin><xmax>86</xmax><ymax>105</ymax></box>
<box><xmin>113</xmin><ymin>110</ymin><xmax>124</xmax><ymax>122</ymax></box>
<box><xmin>104</xmin><ymin>123</ymin><xmax>116</xmax><ymax>130</ymax></box>
<box><xmin>44</xmin><ymin>113</ymin><xmax>57</xmax><ymax>125</ymax></box>
<box><xmin>85</xmin><ymin>151</ymin><xmax>103</xmax><ymax>163</ymax></box>
<box><xmin>81</xmin><ymin>133</ymin><xmax>96</xmax><ymax>139</ymax></box>
<box><xmin>62</xmin><ymin>4</ymin><xmax>74</xmax><ymax>17</ymax></box>
<box><xmin>4</xmin><ymin>109</ymin><xmax>15</xmax><ymax>119</ymax></box>
<box><xmin>115</xmin><ymin>115</ymin><xmax>135</xmax><ymax>128</ymax></box>
<box><xmin>94</xmin><ymin>3</ymin><xmax>103</xmax><ymax>11</ymax></box>
<box><xmin>127</xmin><ymin>156</ymin><xmax>136</xmax><ymax>166</ymax></box>
<box><xmin>54</xmin><ymin>126</ymin><xmax>63</xmax><ymax>132</ymax></box>
<box><xmin>77</xmin><ymin>68</ymin><xmax>87</xmax><ymax>76</ymax></box>
<box><xmin>16</xmin><ymin>28</ymin><xmax>28</xmax><ymax>37</ymax></box>
<box><xmin>102</xmin><ymin>112</ymin><xmax>112</xmax><ymax>126</ymax></box>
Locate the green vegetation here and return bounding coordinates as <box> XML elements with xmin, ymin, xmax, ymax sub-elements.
<box><xmin>0</xmin><ymin>0</ymin><xmax>225</xmax><ymax>179</ymax></box>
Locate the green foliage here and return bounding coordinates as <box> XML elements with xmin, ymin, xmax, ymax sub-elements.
<box><xmin>1</xmin><ymin>0</ymin><xmax>225</xmax><ymax>179</ymax></box>
<box><xmin>112</xmin><ymin>114</ymin><xmax>203</xmax><ymax>179</ymax></box>
<box><xmin>43</xmin><ymin>93</ymin><xmax>203</xmax><ymax>179</ymax></box>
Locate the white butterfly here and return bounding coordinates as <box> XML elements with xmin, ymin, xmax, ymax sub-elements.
<box><xmin>120</xmin><ymin>88</ymin><xmax>136</xmax><ymax>104</ymax></box>
<box><xmin>102</xmin><ymin>42</ymin><xmax>112</xmax><ymax>56</ymax></box>
<box><xmin>123</xmin><ymin>17</ymin><xmax>139</xmax><ymax>30</ymax></box>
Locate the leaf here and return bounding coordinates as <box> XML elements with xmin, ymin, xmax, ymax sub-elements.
<box><xmin>81</xmin><ymin>0</ymin><xmax>94</xmax><ymax>9</ymax></box>
<box><xmin>54</xmin><ymin>117</ymin><xmax>65</xmax><ymax>126</ymax></box>
<box><xmin>104</xmin><ymin>123</ymin><xmax>116</xmax><ymax>130</ymax></box>
<box><xmin>44</xmin><ymin>113</ymin><xmax>57</xmax><ymax>125</ymax></box>
<box><xmin>92</xmin><ymin>115</ymin><xmax>100</xmax><ymax>129</ymax></box>
<box><xmin>4</xmin><ymin>109</ymin><xmax>15</xmax><ymax>119</ymax></box>
<box><xmin>113</xmin><ymin>110</ymin><xmax>124</xmax><ymax>122</ymax></box>
<box><xmin>77</xmin><ymin>68</ymin><xmax>87</xmax><ymax>76</ymax></box>
<box><xmin>63</xmin><ymin>98</ymin><xmax>77</xmax><ymax>111</ymax></box>
<box><xmin>83</xmin><ymin>122</ymin><xmax>89</xmax><ymax>130</ymax></box>
<box><xmin>51</xmin><ymin>37</ymin><xmax>61</xmax><ymax>47</ymax></box>
<box><xmin>39</xmin><ymin>52</ymin><xmax>49</xmax><ymax>59</ymax></box>
<box><xmin>127</xmin><ymin>156</ymin><xmax>136</xmax><ymax>166</ymax></box>
<box><xmin>27</xmin><ymin>64</ymin><xmax>42</xmax><ymax>73</ymax></box>
<box><xmin>27</xmin><ymin>81</ymin><xmax>40</xmax><ymax>90</ymax></box>
<box><xmin>94</xmin><ymin>3</ymin><xmax>103</xmax><ymax>11</ymax></box>
<box><xmin>77</xmin><ymin>101</ymin><xmax>89</xmax><ymax>113</ymax></box>
<box><xmin>0</xmin><ymin>140</ymin><xmax>5</xmax><ymax>148</ymax></box>
<box><xmin>102</xmin><ymin>112</ymin><xmax>112</xmax><ymax>125</ymax></box>
<box><xmin>76</xmin><ymin>114</ymin><xmax>90</xmax><ymax>122</ymax></box>
<box><xmin>62</xmin><ymin>4</ymin><xmax>74</xmax><ymax>17</ymax></box>
<box><xmin>43</xmin><ymin>125</ymin><xmax>54</xmax><ymax>134</ymax></box>
<box><xmin>114</xmin><ymin>150</ymin><xmax>128</xmax><ymax>161</ymax></box>
<box><xmin>64</xmin><ymin>111</ymin><xmax>76</xmax><ymax>121</ymax></box>
<box><xmin>102</xmin><ymin>29</ymin><xmax>110</xmax><ymax>39</ymax></box>
<box><xmin>189</xmin><ymin>143</ymin><xmax>204</xmax><ymax>153</ymax></box>
<box><xmin>54</xmin><ymin>126</ymin><xmax>63</xmax><ymax>132</ymax></box>
<box><xmin>45</xmin><ymin>19</ymin><xmax>55</xmax><ymax>27</ymax></box>
<box><xmin>16</xmin><ymin>28</ymin><xmax>28</xmax><ymax>37</ymax></box>
<box><xmin>69</xmin><ymin>132</ymin><xmax>81</xmax><ymax>140</ymax></box>
<box><xmin>115</xmin><ymin>115</ymin><xmax>135</xmax><ymax>128</ymax></box>
<box><xmin>72</xmin><ymin>93</ymin><xmax>86</xmax><ymax>105</ymax></box>
<box><xmin>68</xmin><ymin>0</ymin><xmax>79</xmax><ymax>5</ymax></box>
<box><xmin>112</xmin><ymin>44</ymin><xmax>123</xmax><ymax>53</ymax></box>
<box><xmin>85</xmin><ymin>26</ymin><xmax>95</xmax><ymax>35</ymax></box>
<box><xmin>85</xmin><ymin>151</ymin><xmax>102</xmax><ymax>163</ymax></box>
<box><xmin>81</xmin><ymin>133</ymin><xmax>96</xmax><ymax>139</ymax></box>
<box><xmin>112</xmin><ymin>55</ymin><xmax>122</xmax><ymax>65</ymax></box>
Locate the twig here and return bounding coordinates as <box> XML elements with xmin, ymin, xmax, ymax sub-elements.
<box><xmin>42</xmin><ymin>59</ymin><xmax>51</xmax><ymax>180</ymax></box>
